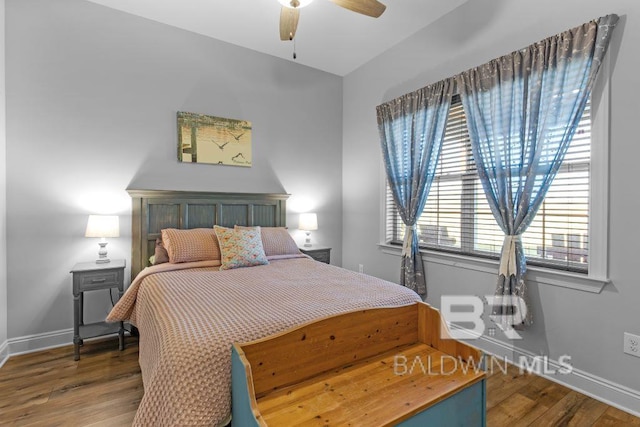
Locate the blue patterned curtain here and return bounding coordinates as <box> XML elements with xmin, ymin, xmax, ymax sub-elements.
<box><xmin>456</xmin><ymin>15</ymin><xmax>618</xmax><ymax>327</ymax></box>
<box><xmin>376</xmin><ymin>79</ymin><xmax>454</xmax><ymax>296</ymax></box>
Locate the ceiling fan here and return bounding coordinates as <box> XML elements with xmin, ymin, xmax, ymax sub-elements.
<box><xmin>278</xmin><ymin>0</ymin><xmax>386</xmax><ymax>41</ymax></box>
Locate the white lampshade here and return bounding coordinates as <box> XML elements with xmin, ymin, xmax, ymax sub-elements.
<box><xmin>85</xmin><ymin>215</ymin><xmax>119</xmax><ymax>263</ymax></box>
<box><xmin>298</xmin><ymin>213</ymin><xmax>318</xmax><ymax>231</ymax></box>
<box><xmin>85</xmin><ymin>215</ymin><xmax>120</xmax><ymax>238</ymax></box>
<box><xmin>299</xmin><ymin>213</ymin><xmax>317</xmax><ymax>248</ymax></box>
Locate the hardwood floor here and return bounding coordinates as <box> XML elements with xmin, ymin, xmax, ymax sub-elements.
<box><xmin>0</xmin><ymin>337</ymin><xmax>638</xmax><ymax>426</ymax></box>
<box><xmin>0</xmin><ymin>338</ymin><xmax>142</xmax><ymax>426</ymax></box>
<box><xmin>485</xmin><ymin>363</ymin><xmax>640</xmax><ymax>426</ymax></box>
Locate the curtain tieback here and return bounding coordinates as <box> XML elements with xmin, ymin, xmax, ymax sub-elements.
<box><xmin>402</xmin><ymin>226</ymin><xmax>415</xmax><ymax>257</ymax></box>
<box><xmin>499</xmin><ymin>234</ymin><xmax>521</xmax><ymax>277</ymax></box>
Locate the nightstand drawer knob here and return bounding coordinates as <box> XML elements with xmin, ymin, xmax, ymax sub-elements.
<box><xmin>91</xmin><ymin>278</ymin><xmax>106</xmax><ymax>283</ymax></box>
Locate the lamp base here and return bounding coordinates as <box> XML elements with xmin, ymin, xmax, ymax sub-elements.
<box><xmin>304</xmin><ymin>232</ymin><xmax>312</xmax><ymax>247</ymax></box>
<box><xmin>96</xmin><ymin>241</ymin><xmax>110</xmax><ymax>264</ymax></box>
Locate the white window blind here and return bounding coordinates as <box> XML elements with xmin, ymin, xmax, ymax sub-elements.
<box><xmin>385</xmin><ymin>95</ymin><xmax>591</xmax><ymax>273</ymax></box>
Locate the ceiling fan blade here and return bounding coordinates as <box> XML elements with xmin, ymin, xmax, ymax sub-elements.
<box><xmin>280</xmin><ymin>7</ymin><xmax>300</xmax><ymax>41</ymax></box>
<box><xmin>329</xmin><ymin>0</ymin><xmax>386</xmax><ymax>18</ymax></box>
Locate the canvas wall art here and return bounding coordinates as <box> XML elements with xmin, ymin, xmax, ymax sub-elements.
<box><xmin>177</xmin><ymin>112</ymin><xmax>252</xmax><ymax>167</ymax></box>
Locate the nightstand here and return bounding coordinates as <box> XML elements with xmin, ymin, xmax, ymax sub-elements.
<box><xmin>299</xmin><ymin>246</ymin><xmax>331</xmax><ymax>264</ymax></box>
<box><xmin>70</xmin><ymin>259</ymin><xmax>126</xmax><ymax>360</ymax></box>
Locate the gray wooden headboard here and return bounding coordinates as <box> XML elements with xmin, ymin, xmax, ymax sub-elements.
<box><xmin>127</xmin><ymin>189</ymin><xmax>289</xmax><ymax>280</ymax></box>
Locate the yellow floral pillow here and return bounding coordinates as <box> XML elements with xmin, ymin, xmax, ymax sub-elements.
<box><xmin>214</xmin><ymin>225</ymin><xmax>269</xmax><ymax>270</ymax></box>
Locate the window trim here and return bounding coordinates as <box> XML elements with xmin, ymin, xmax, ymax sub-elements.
<box><xmin>586</xmin><ymin>51</ymin><xmax>610</xmax><ymax>283</ymax></box>
<box><xmin>378</xmin><ymin>53</ymin><xmax>611</xmax><ymax>293</ymax></box>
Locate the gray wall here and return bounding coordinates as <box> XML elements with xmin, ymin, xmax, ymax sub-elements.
<box><xmin>343</xmin><ymin>0</ymin><xmax>639</xmax><ymax>397</ymax></box>
<box><xmin>0</xmin><ymin>0</ymin><xmax>7</xmax><ymax>350</ymax></box>
<box><xmin>5</xmin><ymin>0</ymin><xmax>342</xmax><ymax>338</ymax></box>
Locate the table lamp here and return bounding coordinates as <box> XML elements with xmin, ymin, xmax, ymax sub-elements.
<box><xmin>85</xmin><ymin>214</ymin><xmax>120</xmax><ymax>263</ymax></box>
<box><xmin>298</xmin><ymin>213</ymin><xmax>318</xmax><ymax>247</ymax></box>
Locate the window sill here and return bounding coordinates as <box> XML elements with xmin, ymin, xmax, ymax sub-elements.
<box><xmin>378</xmin><ymin>243</ymin><xmax>609</xmax><ymax>294</ymax></box>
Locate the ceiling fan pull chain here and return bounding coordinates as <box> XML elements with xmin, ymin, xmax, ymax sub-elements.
<box><xmin>293</xmin><ymin>38</ymin><xmax>297</xmax><ymax>60</ymax></box>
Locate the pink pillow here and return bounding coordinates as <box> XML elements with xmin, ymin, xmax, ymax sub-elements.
<box><xmin>161</xmin><ymin>228</ymin><xmax>221</xmax><ymax>263</ymax></box>
<box><xmin>152</xmin><ymin>238</ymin><xmax>170</xmax><ymax>265</ymax></box>
<box><xmin>214</xmin><ymin>225</ymin><xmax>269</xmax><ymax>270</ymax></box>
<box><xmin>235</xmin><ymin>226</ymin><xmax>300</xmax><ymax>256</ymax></box>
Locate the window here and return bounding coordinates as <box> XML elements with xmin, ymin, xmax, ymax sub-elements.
<box><xmin>385</xmin><ymin>95</ymin><xmax>592</xmax><ymax>273</ymax></box>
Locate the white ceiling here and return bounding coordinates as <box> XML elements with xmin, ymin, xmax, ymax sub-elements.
<box><xmin>87</xmin><ymin>0</ymin><xmax>466</xmax><ymax>76</ymax></box>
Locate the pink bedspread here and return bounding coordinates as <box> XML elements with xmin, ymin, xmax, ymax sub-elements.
<box><xmin>107</xmin><ymin>255</ymin><xmax>421</xmax><ymax>426</ymax></box>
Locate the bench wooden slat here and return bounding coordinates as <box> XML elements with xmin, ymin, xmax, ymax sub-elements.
<box><xmin>241</xmin><ymin>304</ymin><xmax>420</xmax><ymax>397</ymax></box>
<box><xmin>257</xmin><ymin>343</ymin><xmax>484</xmax><ymax>426</ymax></box>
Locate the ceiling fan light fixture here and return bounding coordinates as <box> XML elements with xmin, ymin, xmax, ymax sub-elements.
<box><xmin>278</xmin><ymin>0</ymin><xmax>313</xmax><ymax>9</ymax></box>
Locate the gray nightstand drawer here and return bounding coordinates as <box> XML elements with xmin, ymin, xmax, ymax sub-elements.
<box><xmin>78</xmin><ymin>270</ymin><xmax>121</xmax><ymax>291</ymax></box>
<box><xmin>299</xmin><ymin>247</ymin><xmax>331</xmax><ymax>264</ymax></box>
<box><xmin>311</xmin><ymin>251</ymin><xmax>330</xmax><ymax>264</ymax></box>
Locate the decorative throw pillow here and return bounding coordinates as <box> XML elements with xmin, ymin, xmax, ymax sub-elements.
<box><xmin>152</xmin><ymin>238</ymin><xmax>170</xmax><ymax>265</ymax></box>
<box><xmin>214</xmin><ymin>225</ymin><xmax>269</xmax><ymax>270</ymax></box>
<box><xmin>161</xmin><ymin>228</ymin><xmax>221</xmax><ymax>264</ymax></box>
<box><xmin>235</xmin><ymin>226</ymin><xmax>300</xmax><ymax>256</ymax></box>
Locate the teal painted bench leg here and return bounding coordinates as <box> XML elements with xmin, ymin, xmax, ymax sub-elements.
<box><xmin>231</xmin><ymin>346</ymin><xmax>260</xmax><ymax>427</ymax></box>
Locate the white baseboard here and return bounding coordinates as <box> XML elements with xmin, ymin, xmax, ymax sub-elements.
<box><xmin>0</xmin><ymin>339</ymin><xmax>9</xmax><ymax>369</ymax></box>
<box><xmin>7</xmin><ymin>328</ymin><xmax>74</xmax><ymax>356</ymax></box>
<box><xmin>470</xmin><ymin>332</ymin><xmax>640</xmax><ymax>417</ymax></box>
<box><xmin>4</xmin><ymin>328</ymin><xmax>128</xmax><ymax>359</ymax></box>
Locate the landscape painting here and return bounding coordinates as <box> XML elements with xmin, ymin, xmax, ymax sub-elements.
<box><xmin>177</xmin><ymin>112</ymin><xmax>252</xmax><ymax>167</ymax></box>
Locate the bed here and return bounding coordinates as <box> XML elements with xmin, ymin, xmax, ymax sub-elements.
<box><xmin>107</xmin><ymin>190</ymin><xmax>421</xmax><ymax>426</ymax></box>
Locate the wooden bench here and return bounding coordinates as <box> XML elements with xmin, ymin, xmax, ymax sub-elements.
<box><xmin>231</xmin><ymin>302</ymin><xmax>486</xmax><ymax>426</ymax></box>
